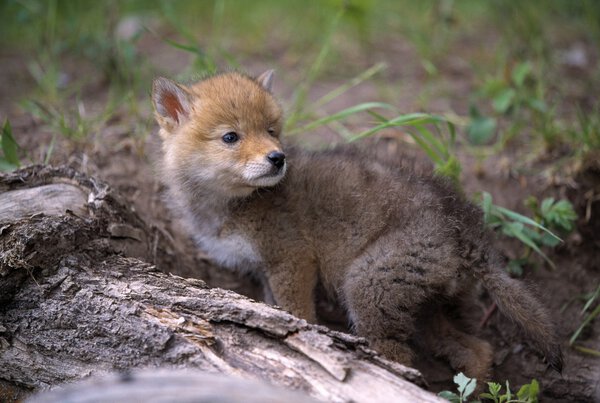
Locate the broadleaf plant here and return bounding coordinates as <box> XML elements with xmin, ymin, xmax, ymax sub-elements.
<box><xmin>480</xmin><ymin>192</ymin><xmax>576</xmax><ymax>274</ymax></box>
<box><xmin>439</xmin><ymin>373</ymin><xmax>540</xmax><ymax>403</ymax></box>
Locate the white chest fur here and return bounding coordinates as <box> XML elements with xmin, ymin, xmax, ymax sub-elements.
<box><xmin>171</xmin><ymin>187</ymin><xmax>263</xmax><ymax>272</ymax></box>
<box><xmin>194</xmin><ymin>230</ymin><xmax>262</xmax><ymax>271</ymax></box>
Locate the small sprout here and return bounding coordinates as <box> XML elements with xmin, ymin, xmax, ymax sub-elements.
<box><xmin>455</xmin><ymin>372</ymin><xmax>477</xmax><ymax>400</ymax></box>
<box><xmin>439</xmin><ymin>374</ymin><xmax>540</xmax><ymax>403</ymax></box>
<box><xmin>516</xmin><ymin>379</ymin><xmax>539</xmax><ymax>403</ymax></box>
<box><xmin>438</xmin><ymin>372</ymin><xmax>476</xmax><ymax>403</ymax></box>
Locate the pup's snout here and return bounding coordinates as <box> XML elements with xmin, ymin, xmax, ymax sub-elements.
<box><xmin>267</xmin><ymin>151</ymin><xmax>286</xmax><ymax>169</ymax></box>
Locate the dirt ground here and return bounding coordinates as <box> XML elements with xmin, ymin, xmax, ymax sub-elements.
<box><xmin>1</xmin><ymin>28</ymin><xmax>599</xmax><ymax>401</ymax></box>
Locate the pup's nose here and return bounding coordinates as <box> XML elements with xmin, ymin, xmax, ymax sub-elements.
<box><xmin>267</xmin><ymin>151</ymin><xmax>286</xmax><ymax>169</ymax></box>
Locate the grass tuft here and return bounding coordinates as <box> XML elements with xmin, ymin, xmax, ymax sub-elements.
<box><xmin>0</xmin><ymin>120</ymin><xmax>20</xmax><ymax>171</ymax></box>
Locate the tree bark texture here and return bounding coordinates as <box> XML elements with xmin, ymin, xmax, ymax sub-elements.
<box><xmin>0</xmin><ymin>165</ymin><xmax>442</xmax><ymax>403</ymax></box>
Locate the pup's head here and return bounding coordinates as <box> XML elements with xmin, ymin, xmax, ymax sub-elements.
<box><xmin>152</xmin><ymin>70</ymin><xmax>285</xmax><ymax>199</ymax></box>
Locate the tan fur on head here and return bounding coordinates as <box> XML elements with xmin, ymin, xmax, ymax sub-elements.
<box><xmin>152</xmin><ymin>71</ymin><xmax>286</xmax><ymax>199</ymax></box>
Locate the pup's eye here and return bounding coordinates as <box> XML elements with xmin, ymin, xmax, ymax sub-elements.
<box><xmin>267</xmin><ymin>128</ymin><xmax>276</xmax><ymax>136</ymax></box>
<box><xmin>222</xmin><ymin>132</ymin><xmax>239</xmax><ymax>144</ymax></box>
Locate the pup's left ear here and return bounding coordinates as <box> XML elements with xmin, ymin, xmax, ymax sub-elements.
<box><xmin>256</xmin><ymin>69</ymin><xmax>274</xmax><ymax>92</ymax></box>
<box><xmin>152</xmin><ymin>77</ymin><xmax>192</xmax><ymax>137</ymax></box>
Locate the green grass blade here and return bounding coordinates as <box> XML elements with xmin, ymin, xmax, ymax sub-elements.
<box><xmin>2</xmin><ymin>120</ymin><xmax>20</xmax><ymax>166</ymax></box>
<box><xmin>481</xmin><ymin>192</ymin><xmax>493</xmax><ymax>225</ymax></box>
<box><xmin>496</xmin><ymin>205</ymin><xmax>562</xmax><ymax>242</ymax></box>
<box><xmin>447</xmin><ymin>120</ymin><xmax>457</xmax><ymax>146</ymax></box>
<box><xmin>582</xmin><ymin>283</ymin><xmax>600</xmax><ymax>313</ymax></box>
<box><xmin>328</xmin><ymin>120</ymin><xmax>354</xmax><ymax>140</ymax></box>
<box><xmin>367</xmin><ymin>110</ymin><xmax>390</xmax><ymax>123</ymax></box>
<box><xmin>503</xmin><ymin>222</ymin><xmax>555</xmax><ymax>269</ymax></box>
<box><xmin>435</xmin><ymin>156</ymin><xmax>461</xmax><ymax>184</ymax></box>
<box><xmin>415</xmin><ymin>125</ymin><xmax>449</xmax><ymax>159</ymax></box>
<box><xmin>572</xmin><ymin>345</ymin><xmax>600</xmax><ymax>357</ymax></box>
<box><xmin>407</xmin><ymin>130</ymin><xmax>444</xmax><ymax>165</ymax></box>
<box><xmin>162</xmin><ymin>37</ymin><xmax>204</xmax><ymax>55</ymax></box>
<box><xmin>311</xmin><ymin>62</ymin><xmax>388</xmax><ymax>111</ymax></box>
<box><xmin>570</xmin><ymin>304</ymin><xmax>600</xmax><ymax>345</ymax></box>
<box><xmin>349</xmin><ymin>113</ymin><xmax>446</xmax><ymax>142</ymax></box>
<box><xmin>288</xmin><ymin>102</ymin><xmax>395</xmax><ymax>135</ymax></box>
<box><xmin>44</xmin><ymin>132</ymin><xmax>57</xmax><ymax>165</ymax></box>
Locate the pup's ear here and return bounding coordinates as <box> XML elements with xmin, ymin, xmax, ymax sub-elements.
<box><xmin>152</xmin><ymin>77</ymin><xmax>192</xmax><ymax>135</ymax></box>
<box><xmin>256</xmin><ymin>69</ymin><xmax>274</xmax><ymax>92</ymax></box>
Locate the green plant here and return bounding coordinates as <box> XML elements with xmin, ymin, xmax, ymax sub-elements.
<box><xmin>101</xmin><ymin>30</ymin><xmax>144</xmax><ymax>90</ymax></box>
<box><xmin>569</xmin><ymin>106</ymin><xmax>600</xmax><ymax>154</ymax></box>
<box><xmin>439</xmin><ymin>372</ymin><xmax>540</xmax><ymax>403</ymax></box>
<box><xmin>438</xmin><ymin>372</ymin><xmax>477</xmax><ymax>403</ymax></box>
<box><xmin>467</xmin><ymin>61</ymin><xmax>549</xmax><ymax>149</ymax></box>
<box><xmin>23</xmin><ymin>100</ymin><xmax>88</xmax><ymax>142</ymax></box>
<box><xmin>355</xmin><ymin>111</ymin><xmax>461</xmax><ymax>183</ymax></box>
<box><xmin>480</xmin><ymin>379</ymin><xmax>540</xmax><ymax>403</ymax></box>
<box><xmin>525</xmin><ymin>196</ymin><xmax>578</xmax><ymax>235</ymax></box>
<box><xmin>480</xmin><ymin>193</ymin><xmax>576</xmax><ymax>274</ymax></box>
<box><xmin>466</xmin><ymin>104</ymin><xmax>498</xmax><ymax>146</ymax></box>
<box><xmin>27</xmin><ymin>53</ymin><xmax>65</xmax><ymax>105</ymax></box>
<box><xmin>569</xmin><ymin>282</ymin><xmax>600</xmax><ymax>357</ymax></box>
<box><xmin>0</xmin><ymin>120</ymin><xmax>20</xmax><ymax>171</ymax></box>
<box><xmin>488</xmin><ymin>62</ymin><xmax>545</xmax><ymax>116</ymax></box>
<box><xmin>21</xmin><ymin>97</ymin><xmax>115</xmax><ymax>164</ymax></box>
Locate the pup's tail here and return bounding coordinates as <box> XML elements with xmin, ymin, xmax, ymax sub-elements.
<box><xmin>475</xmin><ymin>265</ymin><xmax>563</xmax><ymax>372</ymax></box>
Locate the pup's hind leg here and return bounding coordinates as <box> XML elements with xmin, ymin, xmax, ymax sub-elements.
<box><xmin>341</xmin><ymin>227</ymin><xmax>462</xmax><ymax>367</ymax></box>
<box><xmin>342</xmin><ymin>263</ymin><xmax>428</xmax><ymax>366</ymax></box>
<box><xmin>424</xmin><ymin>311</ymin><xmax>493</xmax><ymax>384</ymax></box>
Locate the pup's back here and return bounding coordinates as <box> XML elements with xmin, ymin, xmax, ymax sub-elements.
<box><xmin>240</xmin><ymin>145</ymin><xmax>486</xmax><ymax>286</ymax></box>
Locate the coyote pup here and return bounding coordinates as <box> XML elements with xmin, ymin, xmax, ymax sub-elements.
<box><xmin>152</xmin><ymin>70</ymin><xmax>562</xmax><ymax>382</ymax></box>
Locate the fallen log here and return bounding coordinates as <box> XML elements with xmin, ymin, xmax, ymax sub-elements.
<box><xmin>26</xmin><ymin>370</ymin><xmax>320</xmax><ymax>403</ymax></box>
<box><xmin>0</xmin><ymin>165</ymin><xmax>441</xmax><ymax>402</ymax></box>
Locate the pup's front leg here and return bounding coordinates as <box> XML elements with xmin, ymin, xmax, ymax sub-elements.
<box><xmin>266</xmin><ymin>264</ymin><xmax>318</xmax><ymax>323</ymax></box>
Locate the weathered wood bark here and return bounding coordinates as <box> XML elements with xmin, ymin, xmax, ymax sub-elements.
<box><xmin>0</xmin><ymin>166</ymin><xmax>442</xmax><ymax>403</ymax></box>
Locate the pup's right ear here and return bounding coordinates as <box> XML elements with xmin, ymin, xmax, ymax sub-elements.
<box><xmin>152</xmin><ymin>77</ymin><xmax>192</xmax><ymax>136</ymax></box>
<box><xmin>256</xmin><ymin>69</ymin><xmax>274</xmax><ymax>92</ymax></box>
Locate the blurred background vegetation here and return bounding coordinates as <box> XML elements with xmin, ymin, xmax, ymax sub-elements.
<box><xmin>1</xmin><ymin>0</ymin><xmax>599</xmax><ymax>169</ymax></box>
<box><xmin>1</xmin><ymin>0</ymin><xmax>598</xmax><ymax>150</ymax></box>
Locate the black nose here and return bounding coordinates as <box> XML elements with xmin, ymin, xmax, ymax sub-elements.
<box><xmin>267</xmin><ymin>151</ymin><xmax>286</xmax><ymax>169</ymax></box>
